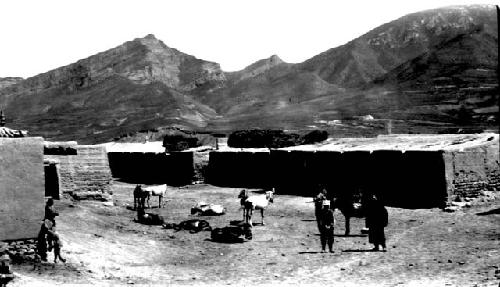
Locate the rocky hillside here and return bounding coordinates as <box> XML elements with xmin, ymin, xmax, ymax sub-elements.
<box><xmin>0</xmin><ymin>5</ymin><xmax>497</xmax><ymax>143</ymax></box>
<box><xmin>0</xmin><ymin>35</ymin><xmax>223</xmax><ymax>142</ymax></box>
<box><xmin>0</xmin><ymin>77</ymin><xmax>23</xmax><ymax>89</ymax></box>
<box><xmin>202</xmin><ymin>5</ymin><xmax>498</xmax><ymax>133</ymax></box>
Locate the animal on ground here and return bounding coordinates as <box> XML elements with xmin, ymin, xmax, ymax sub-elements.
<box><xmin>191</xmin><ymin>202</ymin><xmax>226</xmax><ymax>216</ymax></box>
<box><xmin>238</xmin><ymin>189</ymin><xmax>274</xmax><ymax>226</ymax></box>
<box><xmin>140</xmin><ymin>184</ymin><xmax>168</xmax><ymax>208</ymax></box>
<box><xmin>135</xmin><ymin>208</ymin><xmax>165</xmax><ymax>225</ymax></box>
<box><xmin>211</xmin><ymin>224</ymin><xmax>252</xmax><ymax>243</ymax></box>
<box><xmin>163</xmin><ymin>219</ymin><xmax>211</xmax><ymax>233</ymax></box>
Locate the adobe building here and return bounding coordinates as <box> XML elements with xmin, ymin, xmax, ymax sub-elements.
<box><xmin>0</xmin><ymin>126</ymin><xmax>44</xmax><ymax>241</ymax></box>
<box><xmin>44</xmin><ymin>141</ymin><xmax>112</xmax><ymax>200</ymax></box>
<box><xmin>207</xmin><ymin>133</ymin><xmax>499</xmax><ymax>208</ymax></box>
<box><xmin>105</xmin><ymin>142</ymin><xmax>195</xmax><ymax>186</ymax></box>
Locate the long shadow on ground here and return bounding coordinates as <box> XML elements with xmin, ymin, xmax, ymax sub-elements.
<box><xmin>476</xmin><ymin>208</ymin><xmax>500</xmax><ymax>216</ymax></box>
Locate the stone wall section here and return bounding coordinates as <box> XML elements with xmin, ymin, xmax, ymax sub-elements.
<box><xmin>445</xmin><ymin>144</ymin><xmax>500</xmax><ymax>199</ymax></box>
<box><xmin>45</xmin><ymin>144</ymin><xmax>112</xmax><ymax>200</ymax></box>
<box><xmin>484</xmin><ymin>144</ymin><xmax>500</xmax><ymax>191</ymax></box>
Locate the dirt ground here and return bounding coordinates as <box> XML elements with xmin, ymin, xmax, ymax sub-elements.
<box><xmin>8</xmin><ymin>181</ymin><xmax>500</xmax><ymax>286</ymax></box>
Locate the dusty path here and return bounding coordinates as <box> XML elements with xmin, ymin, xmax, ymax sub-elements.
<box><xmin>8</xmin><ymin>181</ymin><xmax>500</xmax><ymax>286</ymax></box>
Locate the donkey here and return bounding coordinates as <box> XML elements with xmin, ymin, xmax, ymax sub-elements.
<box><xmin>238</xmin><ymin>189</ymin><xmax>274</xmax><ymax>226</ymax></box>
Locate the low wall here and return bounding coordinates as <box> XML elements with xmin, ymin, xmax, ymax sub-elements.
<box><xmin>485</xmin><ymin>145</ymin><xmax>500</xmax><ymax>191</ymax></box>
<box><xmin>208</xmin><ymin>149</ymin><xmax>449</xmax><ymax>207</ymax></box>
<box><xmin>205</xmin><ymin>151</ymin><xmax>273</xmax><ymax>188</ymax></box>
<box><xmin>108</xmin><ymin>152</ymin><xmax>194</xmax><ymax>186</ymax></box>
<box><xmin>370</xmin><ymin>150</ymin><xmax>448</xmax><ymax>208</ymax></box>
<box><xmin>45</xmin><ymin>144</ymin><xmax>112</xmax><ymax>200</ymax></box>
<box><xmin>0</xmin><ymin>137</ymin><xmax>44</xmax><ymax>241</ymax></box>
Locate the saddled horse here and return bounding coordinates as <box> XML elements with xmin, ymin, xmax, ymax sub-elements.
<box><xmin>238</xmin><ymin>189</ymin><xmax>274</xmax><ymax>226</ymax></box>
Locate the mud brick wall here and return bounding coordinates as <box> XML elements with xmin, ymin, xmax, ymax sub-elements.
<box><xmin>0</xmin><ymin>137</ymin><xmax>45</xmax><ymax>241</ymax></box>
<box><xmin>108</xmin><ymin>152</ymin><xmax>194</xmax><ymax>186</ymax></box>
<box><xmin>207</xmin><ymin>151</ymin><xmax>273</xmax><ymax>188</ymax></box>
<box><xmin>45</xmin><ymin>145</ymin><xmax>112</xmax><ymax>200</ymax></box>
<box><xmin>193</xmin><ymin>151</ymin><xmax>210</xmax><ymax>183</ymax></box>
<box><xmin>485</xmin><ymin>145</ymin><xmax>500</xmax><ymax>191</ymax></box>
<box><xmin>370</xmin><ymin>150</ymin><xmax>448</xmax><ymax>208</ymax></box>
<box><xmin>444</xmin><ymin>148</ymin><xmax>489</xmax><ymax>199</ymax></box>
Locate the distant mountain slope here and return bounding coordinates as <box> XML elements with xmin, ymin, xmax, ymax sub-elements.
<box><xmin>299</xmin><ymin>5</ymin><xmax>497</xmax><ymax>87</ymax></box>
<box><xmin>0</xmin><ymin>5</ymin><xmax>497</xmax><ymax>143</ymax></box>
<box><xmin>0</xmin><ymin>35</ymin><xmax>222</xmax><ymax>143</ymax></box>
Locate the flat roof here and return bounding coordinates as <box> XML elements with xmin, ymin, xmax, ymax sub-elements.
<box><xmin>281</xmin><ymin>133</ymin><xmax>499</xmax><ymax>152</ymax></box>
<box><xmin>103</xmin><ymin>141</ymin><xmax>165</xmax><ymax>153</ymax></box>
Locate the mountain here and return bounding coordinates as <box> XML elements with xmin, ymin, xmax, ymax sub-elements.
<box><xmin>0</xmin><ymin>5</ymin><xmax>497</xmax><ymax>143</ymax></box>
<box><xmin>0</xmin><ymin>35</ymin><xmax>224</xmax><ymax>142</ymax></box>
<box><xmin>203</xmin><ymin>4</ymin><xmax>498</xmax><ymax>132</ymax></box>
<box><xmin>300</xmin><ymin>4</ymin><xmax>498</xmax><ymax>87</ymax></box>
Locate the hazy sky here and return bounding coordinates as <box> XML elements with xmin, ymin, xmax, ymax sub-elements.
<box><xmin>0</xmin><ymin>0</ymin><xmax>497</xmax><ymax>78</ymax></box>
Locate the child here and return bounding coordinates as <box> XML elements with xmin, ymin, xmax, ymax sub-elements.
<box><xmin>0</xmin><ymin>252</ymin><xmax>14</xmax><ymax>286</ymax></box>
<box><xmin>51</xmin><ymin>232</ymin><xmax>66</xmax><ymax>263</ymax></box>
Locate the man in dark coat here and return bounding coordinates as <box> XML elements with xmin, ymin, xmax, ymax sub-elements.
<box><xmin>313</xmin><ymin>188</ymin><xmax>328</xmax><ymax>233</ymax></box>
<box><xmin>366</xmin><ymin>196</ymin><xmax>388</xmax><ymax>251</ymax></box>
<box><xmin>318</xmin><ymin>200</ymin><xmax>335</xmax><ymax>253</ymax></box>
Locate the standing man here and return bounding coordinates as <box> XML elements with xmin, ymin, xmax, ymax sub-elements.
<box><xmin>318</xmin><ymin>200</ymin><xmax>335</xmax><ymax>253</ymax></box>
<box><xmin>313</xmin><ymin>187</ymin><xmax>328</xmax><ymax>233</ymax></box>
<box><xmin>366</xmin><ymin>196</ymin><xmax>388</xmax><ymax>252</ymax></box>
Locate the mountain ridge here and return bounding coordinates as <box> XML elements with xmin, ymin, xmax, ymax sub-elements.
<box><xmin>0</xmin><ymin>4</ymin><xmax>497</xmax><ymax>143</ymax></box>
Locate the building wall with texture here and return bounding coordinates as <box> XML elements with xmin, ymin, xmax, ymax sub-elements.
<box><xmin>45</xmin><ymin>144</ymin><xmax>112</xmax><ymax>200</ymax></box>
<box><xmin>0</xmin><ymin>137</ymin><xmax>44</xmax><ymax>240</ymax></box>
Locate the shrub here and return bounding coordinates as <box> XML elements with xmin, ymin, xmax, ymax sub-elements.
<box><xmin>163</xmin><ymin>132</ymin><xmax>201</xmax><ymax>152</ymax></box>
<box><xmin>301</xmin><ymin>130</ymin><xmax>328</xmax><ymax>145</ymax></box>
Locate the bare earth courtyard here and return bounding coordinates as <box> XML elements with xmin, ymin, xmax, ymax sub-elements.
<box><xmin>9</xmin><ymin>181</ymin><xmax>500</xmax><ymax>287</ymax></box>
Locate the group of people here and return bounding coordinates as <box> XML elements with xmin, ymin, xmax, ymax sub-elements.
<box><xmin>314</xmin><ymin>188</ymin><xmax>388</xmax><ymax>253</ymax></box>
<box><xmin>36</xmin><ymin>198</ymin><xmax>65</xmax><ymax>263</ymax></box>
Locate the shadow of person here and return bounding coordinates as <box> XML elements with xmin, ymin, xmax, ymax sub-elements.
<box><xmin>342</xmin><ymin>249</ymin><xmax>379</xmax><ymax>253</ymax></box>
<box><xmin>335</xmin><ymin>234</ymin><xmax>368</xmax><ymax>238</ymax></box>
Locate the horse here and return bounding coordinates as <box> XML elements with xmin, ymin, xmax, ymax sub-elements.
<box><xmin>133</xmin><ymin>185</ymin><xmax>148</xmax><ymax>210</ymax></box>
<box><xmin>329</xmin><ymin>191</ymin><xmax>365</xmax><ymax>236</ymax></box>
<box><xmin>191</xmin><ymin>202</ymin><xmax>226</xmax><ymax>216</ymax></box>
<box><xmin>211</xmin><ymin>224</ymin><xmax>252</xmax><ymax>243</ymax></box>
<box><xmin>238</xmin><ymin>189</ymin><xmax>274</xmax><ymax>226</ymax></box>
<box><xmin>141</xmin><ymin>184</ymin><xmax>168</xmax><ymax>208</ymax></box>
